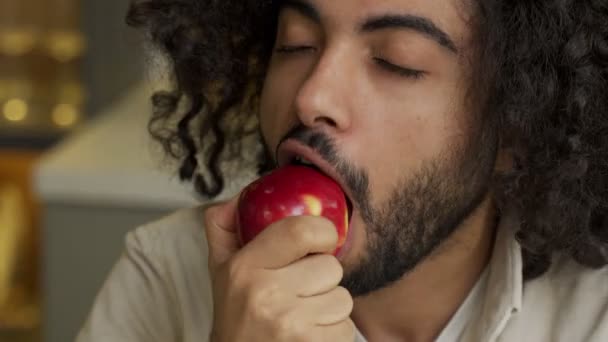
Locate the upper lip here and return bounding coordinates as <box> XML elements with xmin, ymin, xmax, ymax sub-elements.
<box><xmin>277</xmin><ymin>139</ymin><xmax>355</xmax><ymax>208</ymax></box>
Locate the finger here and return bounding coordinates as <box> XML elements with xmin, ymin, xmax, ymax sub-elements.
<box><xmin>203</xmin><ymin>196</ymin><xmax>240</xmax><ymax>269</ymax></box>
<box><xmin>238</xmin><ymin>215</ymin><xmax>339</xmax><ymax>269</ymax></box>
<box><xmin>279</xmin><ymin>254</ymin><xmax>343</xmax><ymax>297</ymax></box>
<box><xmin>312</xmin><ymin>318</ymin><xmax>356</xmax><ymax>342</ymax></box>
<box><xmin>299</xmin><ymin>287</ymin><xmax>353</xmax><ymax>326</ymax></box>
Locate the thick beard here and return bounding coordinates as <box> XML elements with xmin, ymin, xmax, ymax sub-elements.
<box><xmin>271</xmin><ymin>122</ymin><xmax>498</xmax><ymax>297</ymax></box>
<box><xmin>340</xmin><ymin>129</ymin><xmax>498</xmax><ymax>297</ymax></box>
<box><xmin>340</xmin><ymin>159</ymin><xmax>494</xmax><ymax>297</ymax></box>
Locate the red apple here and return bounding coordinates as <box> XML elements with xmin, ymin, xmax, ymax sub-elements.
<box><xmin>237</xmin><ymin>164</ymin><xmax>350</xmax><ymax>256</ymax></box>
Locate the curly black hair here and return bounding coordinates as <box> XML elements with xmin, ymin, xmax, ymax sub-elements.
<box><xmin>125</xmin><ymin>0</ymin><xmax>608</xmax><ymax>279</ymax></box>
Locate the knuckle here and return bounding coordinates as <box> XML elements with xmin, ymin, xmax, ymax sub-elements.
<box><xmin>221</xmin><ymin>259</ymin><xmax>252</xmax><ymax>300</ymax></box>
<box><xmin>312</xmin><ymin>255</ymin><xmax>343</xmax><ymax>284</ymax></box>
<box><xmin>310</xmin><ymin>216</ymin><xmax>338</xmax><ymax>240</ymax></box>
<box><xmin>225</xmin><ymin>257</ymin><xmax>260</xmax><ymax>293</ymax></box>
<box><xmin>272</xmin><ymin>310</ymin><xmax>303</xmax><ymax>341</ymax></box>
<box><xmin>248</xmin><ymin>291</ymin><xmax>273</xmax><ymax>323</ymax></box>
<box><xmin>282</xmin><ymin>216</ymin><xmax>337</xmax><ymax>251</ymax></box>
<box><xmin>324</xmin><ymin>255</ymin><xmax>344</xmax><ymax>279</ymax></box>
<box><xmin>249</xmin><ymin>300</ymin><xmax>273</xmax><ymax>325</ymax></box>
<box><xmin>247</xmin><ymin>281</ymin><xmax>281</xmax><ymax>322</ymax></box>
<box><xmin>226</xmin><ymin>256</ymin><xmax>248</xmax><ymax>283</ymax></box>
<box><xmin>334</xmin><ymin>287</ymin><xmax>354</xmax><ymax>312</ymax></box>
<box><xmin>320</xmin><ymin>218</ymin><xmax>339</xmax><ymax>242</ymax></box>
<box><xmin>287</xmin><ymin>219</ymin><xmax>317</xmax><ymax>245</ymax></box>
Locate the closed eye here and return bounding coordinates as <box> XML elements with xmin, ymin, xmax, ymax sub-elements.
<box><xmin>374</xmin><ymin>57</ymin><xmax>426</xmax><ymax>79</ymax></box>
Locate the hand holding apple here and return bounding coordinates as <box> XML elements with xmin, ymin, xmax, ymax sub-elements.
<box><xmin>203</xmin><ymin>196</ymin><xmax>355</xmax><ymax>342</ymax></box>
<box><xmin>237</xmin><ymin>164</ymin><xmax>351</xmax><ymax>256</ymax></box>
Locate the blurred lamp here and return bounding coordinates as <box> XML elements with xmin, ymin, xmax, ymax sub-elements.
<box><xmin>51</xmin><ymin>103</ymin><xmax>78</xmax><ymax>127</ymax></box>
<box><xmin>3</xmin><ymin>98</ymin><xmax>28</xmax><ymax>122</ymax></box>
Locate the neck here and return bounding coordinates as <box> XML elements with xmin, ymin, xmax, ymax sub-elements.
<box><xmin>351</xmin><ymin>195</ymin><xmax>497</xmax><ymax>342</ymax></box>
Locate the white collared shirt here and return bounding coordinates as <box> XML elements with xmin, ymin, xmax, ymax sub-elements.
<box><xmin>354</xmin><ymin>268</ymin><xmax>489</xmax><ymax>342</ymax></box>
<box><xmin>437</xmin><ymin>267</ymin><xmax>489</xmax><ymax>342</ymax></box>
<box><xmin>77</xmin><ymin>206</ymin><xmax>608</xmax><ymax>342</ymax></box>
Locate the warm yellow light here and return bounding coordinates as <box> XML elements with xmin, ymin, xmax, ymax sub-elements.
<box><xmin>0</xmin><ymin>30</ymin><xmax>37</xmax><ymax>56</ymax></box>
<box><xmin>3</xmin><ymin>99</ymin><xmax>28</xmax><ymax>122</ymax></box>
<box><xmin>52</xmin><ymin>103</ymin><xmax>79</xmax><ymax>127</ymax></box>
<box><xmin>46</xmin><ymin>31</ymin><xmax>86</xmax><ymax>62</ymax></box>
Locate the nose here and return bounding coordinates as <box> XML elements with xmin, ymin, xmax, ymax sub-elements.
<box><xmin>294</xmin><ymin>48</ymin><xmax>352</xmax><ymax>132</ymax></box>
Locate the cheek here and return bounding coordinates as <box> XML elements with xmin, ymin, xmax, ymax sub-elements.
<box><xmin>259</xmin><ymin>68</ymin><xmax>294</xmax><ymax>148</ymax></box>
<box><xmin>367</xmin><ymin>75</ymin><xmax>466</xmax><ymax>150</ymax></box>
<box><xmin>353</xmin><ymin>84</ymin><xmax>467</xmax><ymax>204</ymax></box>
<box><xmin>259</xmin><ymin>56</ymin><xmax>316</xmax><ymax>149</ymax></box>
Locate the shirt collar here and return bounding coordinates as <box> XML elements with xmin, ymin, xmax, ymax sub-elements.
<box><xmin>463</xmin><ymin>207</ymin><xmax>523</xmax><ymax>341</ymax></box>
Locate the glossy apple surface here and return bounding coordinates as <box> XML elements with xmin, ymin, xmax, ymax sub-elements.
<box><xmin>237</xmin><ymin>165</ymin><xmax>350</xmax><ymax>255</ymax></box>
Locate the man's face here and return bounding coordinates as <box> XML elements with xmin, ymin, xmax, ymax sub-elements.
<box><xmin>259</xmin><ymin>0</ymin><xmax>498</xmax><ymax>296</ymax></box>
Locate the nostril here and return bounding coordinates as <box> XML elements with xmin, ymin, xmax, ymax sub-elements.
<box><xmin>315</xmin><ymin>116</ymin><xmax>337</xmax><ymax>127</ymax></box>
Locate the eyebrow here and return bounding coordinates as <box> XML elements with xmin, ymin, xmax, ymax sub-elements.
<box><xmin>281</xmin><ymin>0</ymin><xmax>321</xmax><ymax>23</ymax></box>
<box><xmin>280</xmin><ymin>0</ymin><xmax>458</xmax><ymax>54</ymax></box>
<box><xmin>361</xmin><ymin>15</ymin><xmax>458</xmax><ymax>54</ymax></box>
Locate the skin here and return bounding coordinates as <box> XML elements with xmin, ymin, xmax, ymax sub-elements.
<box><xmin>205</xmin><ymin>0</ymin><xmax>503</xmax><ymax>341</ymax></box>
<box><xmin>205</xmin><ymin>204</ymin><xmax>356</xmax><ymax>342</ymax></box>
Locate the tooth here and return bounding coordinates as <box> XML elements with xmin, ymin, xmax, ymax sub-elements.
<box><xmin>301</xmin><ymin>158</ymin><xmax>314</xmax><ymax>166</ymax></box>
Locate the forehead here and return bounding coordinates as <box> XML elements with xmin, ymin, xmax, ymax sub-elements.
<box><xmin>280</xmin><ymin>0</ymin><xmax>473</xmax><ymax>46</ymax></box>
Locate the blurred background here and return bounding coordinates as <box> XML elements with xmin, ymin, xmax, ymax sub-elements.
<box><xmin>0</xmin><ymin>1</ymin><xmax>229</xmax><ymax>341</ymax></box>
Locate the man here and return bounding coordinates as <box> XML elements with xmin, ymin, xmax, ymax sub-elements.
<box><xmin>77</xmin><ymin>0</ymin><xmax>608</xmax><ymax>341</ymax></box>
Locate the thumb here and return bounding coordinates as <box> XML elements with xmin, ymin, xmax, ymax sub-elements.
<box><xmin>203</xmin><ymin>195</ymin><xmax>240</xmax><ymax>271</ymax></box>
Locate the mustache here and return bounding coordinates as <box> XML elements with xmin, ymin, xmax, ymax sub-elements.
<box><xmin>275</xmin><ymin>125</ymin><xmax>370</xmax><ymax>206</ymax></box>
<box><xmin>276</xmin><ymin>124</ymin><xmax>341</xmax><ymax>167</ymax></box>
